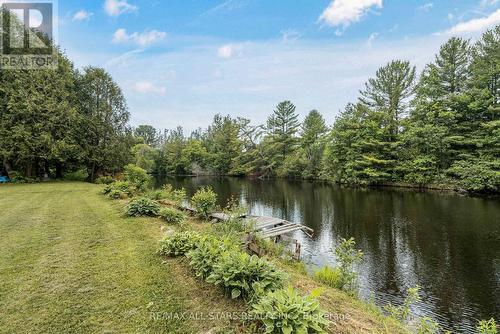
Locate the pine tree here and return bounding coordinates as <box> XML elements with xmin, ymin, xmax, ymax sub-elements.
<box><xmin>300</xmin><ymin>110</ymin><xmax>328</xmax><ymax>178</ymax></box>
<box><xmin>265</xmin><ymin>101</ymin><xmax>300</xmax><ymax>174</ymax></box>
<box><xmin>360</xmin><ymin>60</ymin><xmax>416</xmax><ymax>140</ymax></box>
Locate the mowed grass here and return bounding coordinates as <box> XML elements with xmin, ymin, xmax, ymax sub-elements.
<box><xmin>0</xmin><ymin>182</ymin><xmax>241</xmax><ymax>334</ymax></box>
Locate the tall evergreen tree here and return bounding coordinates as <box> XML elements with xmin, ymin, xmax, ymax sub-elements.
<box><xmin>134</xmin><ymin>125</ymin><xmax>159</xmax><ymax>147</ymax></box>
<box><xmin>360</xmin><ymin>60</ymin><xmax>416</xmax><ymax>140</ymax></box>
<box><xmin>300</xmin><ymin>110</ymin><xmax>328</xmax><ymax>178</ymax></box>
<box><xmin>265</xmin><ymin>101</ymin><xmax>300</xmax><ymax>174</ymax></box>
<box><xmin>203</xmin><ymin>114</ymin><xmax>242</xmax><ymax>175</ymax></box>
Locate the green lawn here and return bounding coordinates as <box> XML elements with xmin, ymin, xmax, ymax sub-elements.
<box><xmin>0</xmin><ymin>182</ymin><xmax>239</xmax><ymax>334</ymax></box>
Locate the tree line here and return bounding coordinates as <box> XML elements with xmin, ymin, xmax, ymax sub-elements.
<box><xmin>133</xmin><ymin>27</ymin><xmax>499</xmax><ymax>193</ymax></box>
<box><xmin>1</xmin><ymin>21</ymin><xmax>498</xmax><ymax>193</ymax></box>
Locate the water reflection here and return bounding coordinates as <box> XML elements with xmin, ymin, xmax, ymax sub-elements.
<box><xmin>156</xmin><ymin>176</ymin><xmax>500</xmax><ymax>333</ymax></box>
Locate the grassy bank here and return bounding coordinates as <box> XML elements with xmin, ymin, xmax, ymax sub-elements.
<box><xmin>0</xmin><ymin>182</ymin><xmax>243</xmax><ymax>333</ymax></box>
<box><xmin>0</xmin><ymin>182</ymin><xmax>407</xmax><ymax>333</ymax></box>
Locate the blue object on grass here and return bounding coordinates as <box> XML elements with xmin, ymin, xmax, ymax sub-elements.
<box><xmin>0</xmin><ymin>176</ymin><xmax>10</xmax><ymax>183</ymax></box>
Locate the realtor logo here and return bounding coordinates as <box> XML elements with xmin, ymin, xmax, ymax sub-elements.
<box><xmin>0</xmin><ymin>0</ymin><xmax>58</xmax><ymax>69</ymax></box>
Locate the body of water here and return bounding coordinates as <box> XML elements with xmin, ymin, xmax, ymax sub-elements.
<box><xmin>156</xmin><ymin>176</ymin><xmax>499</xmax><ymax>333</ymax></box>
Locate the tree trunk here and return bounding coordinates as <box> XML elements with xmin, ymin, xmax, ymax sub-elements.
<box><xmin>86</xmin><ymin>163</ymin><xmax>97</xmax><ymax>183</ymax></box>
<box><xmin>55</xmin><ymin>162</ymin><xmax>63</xmax><ymax>178</ymax></box>
<box><xmin>2</xmin><ymin>159</ymin><xmax>12</xmax><ymax>178</ymax></box>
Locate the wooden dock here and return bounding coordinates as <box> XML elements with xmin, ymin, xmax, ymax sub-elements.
<box><xmin>243</xmin><ymin>215</ymin><xmax>314</xmax><ymax>238</ymax></box>
<box><xmin>176</xmin><ymin>204</ymin><xmax>314</xmax><ymax>239</ymax></box>
<box><xmin>175</xmin><ymin>203</ymin><xmax>313</xmax><ymax>259</ymax></box>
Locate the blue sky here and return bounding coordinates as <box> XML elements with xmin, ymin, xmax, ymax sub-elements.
<box><xmin>56</xmin><ymin>0</ymin><xmax>500</xmax><ymax>132</ymax></box>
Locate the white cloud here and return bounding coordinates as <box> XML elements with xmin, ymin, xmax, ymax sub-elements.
<box><xmin>447</xmin><ymin>13</ymin><xmax>454</xmax><ymax>21</ymax></box>
<box><xmin>104</xmin><ymin>0</ymin><xmax>138</xmax><ymax>16</ymax></box>
<box><xmin>367</xmin><ymin>32</ymin><xmax>379</xmax><ymax>47</ymax></box>
<box><xmin>88</xmin><ymin>35</ymin><xmax>446</xmax><ymax>132</ymax></box>
<box><xmin>281</xmin><ymin>29</ymin><xmax>301</xmax><ymax>42</ymax></box>
<box><xmin>202</xmin><ymin>0</ymin><xmax>249</xmax><ymax>16</ymax></box>
<box><xmin>443</xmin><ymin>9</ymin><xmax>500</xmax><ymax>34</ymax></box>
<box><xmin>319</xmin><ymin>0</ymin><xmax>383</xmax><ymax>29</ymax></box>
<box><xmin>217</xmin><ymin>44</ymin><xmax>234</xmax><ymax>58</ymax></box>
<box><xmin>418</xmin><ymin>3</ymin><xmax>433</xmax><ymax>12</ymax></box>
<box><xmin>73</xmin><ymin>10</ymin><xmax>92</xmax><ymax>21</ymax></box>
<box><xmin>113</xmin><ymin>28</ymin><xmax>167</xmax><ymax>46</ymax></box>
<box><xmin>133</xmin><ymin>81</ymin><xmax>166</xmax><ymax>95</ymax></box>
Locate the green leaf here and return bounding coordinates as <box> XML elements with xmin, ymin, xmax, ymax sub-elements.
<box><xmin>231</xmin><ymin>288</ymin><xmax>241</xmax><ymax>299</ymax></box>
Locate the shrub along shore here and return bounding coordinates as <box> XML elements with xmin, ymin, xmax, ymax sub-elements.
<box><xmin>100</xmin><ymin>164</ymin><xmax>497</xmax><ymax>334</ymax></box>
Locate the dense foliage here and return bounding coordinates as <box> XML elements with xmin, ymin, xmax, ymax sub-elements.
<box><xmin>186</xmin><ymin>235</ymin><xmax>239</xmax><ymax>278</ymax></box>
<box><xmin>190</xmin><ymin>187</ymin><xmax>218</xmax><ymax>219</ymax></box>
<box><xmin>135</xmin><ymin>28</ymin><xmax>498</xmax><ymax>194</ymax></box>
<box><xmin>126</xmin><ymin>197</ymin><xmax>161</xmax><ymax>217</ymax></box>
<box><xmin>157</xmin><ymin>231</ymin><xmax>201</xmax><ymax>257</ymax></box>
<box><xmin>1</xmin><ymin>21</ymin><xmax>498</xmax><ymax>194</ymax></box>
<box><xmin>251</xmin><ymin>287</ymin><xmax>330</xmax><ymax>334</ymax></box>
<box><xmin>158</xmin><ymin>207</ymin><xmax>186</xmax><ymax>224</ymax></box>
<box><xmin>206</xmin><ymin>251</ymin><xmax>286</xmax><ymax>301</ymax></box>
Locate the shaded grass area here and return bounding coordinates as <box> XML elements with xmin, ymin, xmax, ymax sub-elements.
<box><xmin>0</xmin><ymin>182</ymin><xmax>241</xmax><ymax>333</ymax></box>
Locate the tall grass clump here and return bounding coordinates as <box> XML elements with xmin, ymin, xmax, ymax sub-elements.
<box><xmin>314</xmin><ymin>266</ymin><xmax>343</xmax><ymax>289</ymax></box>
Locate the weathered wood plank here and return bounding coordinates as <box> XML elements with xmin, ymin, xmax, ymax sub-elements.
<box><xmin>261</xmin><ymin>226</ymin><xmax>306</xmax><ymax>238</ymax></box>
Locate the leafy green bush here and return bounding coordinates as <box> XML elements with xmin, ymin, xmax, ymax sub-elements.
<box><xmin>416</xmin><ymin>317</ymin><xmax>441</xmax><ymax>334</ymax></box>
<box><xmin>162</xmin><ymin>184</ymin><xmax>187</xmax><ymax>205</ymax></box>
<box><xmin>186</xmin><ymin>235</ymin><xmax>239</xmax><ymax>278</ymax></box>
<box><xmin>102</xmin><ymin>184</ymin><xmax>113</xmax><ymax>195</ymax></box>
<box><xmin>145</xmin><ymin>190</ymin><xmax>166</xmax><ymax>200</ymax></box>
<box><xmin>102</xmin><ymin>181</ymin><xmax>133</xmax><ymax>199</ymax></box>
<box><xmin>314</xmin><ymin>266</ymin><xmax>343</xmax><ymax>289</ymax></box>
<box><xmin>333</xmin><ymin>237</ymin><xmax>363</xmax><ymax>292</ymax></box>
<box><xmin>95</xmin><ymin>176</ymin><xmax>114</xmax><ymax>184</ymax></box>
<box><xmin>9</xmin><ymin>171</ymin><xmax>39</xmax><ymax>183</ymax></box>
<box><xmin>477</xmin><ymin>318</ymin><xmax>497</xmax><ymax>334</ymax></box>
<box><xmin>212</xmin><ymin>198</ymin><xmax>249</xmax><ymax>237</ymax></box>
<box><xmin>447</xmin><ymin>159</ymin><xmax>500</xmax><ymax>193</ymax></box>
<box><xmin>63</xmin><ymin>170</ymin><xmax>88</xmax><ymax>181</ymax></box>
<box><xmin>157</xmin><ymin>231</ymin><xmax>201</xmax><ymax>257</ymax></box>
<box><xmin>385</xmin><ymin>286</ymin><xmax>420</xmax><ymax>323</ymax></box>
<box><xmin>126</xmin><ymin>197</ymin><xmax>160</xmax><ymax>217</ymax></box>
<box><xmin>159</xmin><ymin>207</ymin><xmax>186</xmax><ymax>224</ymax></box>
<box><xmin>191</xmin><ymin>186</ymin><xmax>218</xmax><ymax>219</ymax></box>
<box><xmin>251</xmin><ymin>287</ymin><xmax>330</xmax><ymax>334</ymax></box>
<box><xmin>108</xmin><ymin>189</ymin><xmax>127</xmax><ymax>200</ymax></box>
<box><xmin>206</xmin><ymin>251</ymin><xmax>286</xmax><ymax>301</ymax></box>
<box><xmin>124</xmin><ymin>164</ymin><xmax>151</xmax><ymax>191</ymax></box>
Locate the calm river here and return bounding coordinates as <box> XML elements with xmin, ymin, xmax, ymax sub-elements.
<box><xmin>156</xmin><ymin>176</ymin><xmax>499</xmax><ymax>333</ymax></box>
